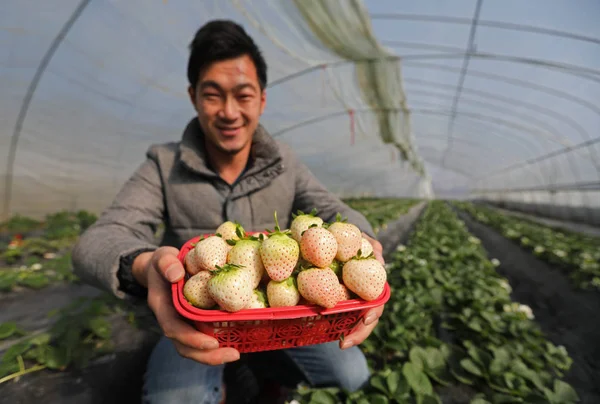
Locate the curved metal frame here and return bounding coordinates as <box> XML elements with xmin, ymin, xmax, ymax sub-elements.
<box><xmin>2</xmin><ymin>0</ymin><xmax>91</xmax><ymax>220</ymax></box>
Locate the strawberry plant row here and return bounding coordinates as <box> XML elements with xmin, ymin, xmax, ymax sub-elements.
<box><xmin>294</xmin><ymin>201</ymin><xmax>577</xmax><ymax>404</ymax></box>
<box><xmin>343</xmin><ymin>198</ymin><xmax>420</xmax><ymax>233</ymax></box>
<box><xmin>0</xmin><ymin>294</ymin><xmax>131</xmax><ymax>384</ymax></box>
<box><xmin>454</xmin><ymin>202</ymin><xmax>600</xmax><ymax>291</ymax></box>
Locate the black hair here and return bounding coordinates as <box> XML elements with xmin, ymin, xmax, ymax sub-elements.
<box><xmin>187</xmin><ymin>20</ymin><xmax>268</xmax><ymax>90</ymax></box>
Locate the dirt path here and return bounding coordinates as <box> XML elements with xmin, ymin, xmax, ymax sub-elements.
<box><xmin>457</xmin><ymin>210</ymin><xmax>600</xmax><ymax>404</ymax></box>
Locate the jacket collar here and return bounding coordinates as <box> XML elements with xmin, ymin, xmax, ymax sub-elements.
<box><xmin>179</xmin><ymin>117</ymin><xmax>283</xmax><ymax>180</ymax></box>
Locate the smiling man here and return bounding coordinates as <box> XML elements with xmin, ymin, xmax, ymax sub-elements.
<box><xmin>72</xmin><ymin>20</ymin><xmax>385</xmax><ymax>403</ymax></box>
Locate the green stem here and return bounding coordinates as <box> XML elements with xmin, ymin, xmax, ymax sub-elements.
<box><xmin>17</xmin><ymin>355</ymin><xmax>24</xmax><ymax>373</ymax></box>
<box><xmin>0</xmin><ymin>364</ymin><xmax>47</xmax><ymax>385</ymax></box>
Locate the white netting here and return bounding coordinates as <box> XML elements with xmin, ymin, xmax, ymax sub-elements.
<box><xmin>1</xmin><ymin>0</ymin><xmax>599</xmax><ymax>219</ymax></box>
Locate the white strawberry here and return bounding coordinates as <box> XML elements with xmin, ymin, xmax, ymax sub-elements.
<box><xmin>337</xmin><ymin>283</ymin><xmax>353</xmax><ymax>302</ymax></box>
<box><xmin>185</xmin><ymin>235</ymin><xmax>229</xmax><ymax>274</ymax></box>
<box><xmin>183</xmin><ymin>271</ymin><xmax>215</xmax><ymax>309</ymax></box>
<box><xmin>216</xmin><ymin>221</ymin><xmax>244</xmax><ymax>242</ymax></box>
<box><xmin>297</xmin><ymin>267</ymin><xmax>340</xmax><ymax>309</ymax></box>
<box><xmin>267</xmin><ymin>277</ymin><xmax>300</xmax><ymax>307</ymax></box>
<box><xmin>329</xmin><ymin>259</ymin><xmax>343</xmax><ymax>279</ymax></box>
<box><xmin>359</xmin><ymin>237</ymin><xmax>374</xmax><ymax>257</ymax></box>
<box><xmin>260</xmin><ymin>212</ymin><xmax>299</xmax><ymax>281</ymax></box>
<box><xmin>247</xmin><ymin>288</ymin><xmax>269</xmax><ymax>309</ymax></box>
<box><xmin>300</xmin><ymin>226</ymin><xmax>338</xmax><ymax>268</ymax></box>
<box><xmin>226</xmin><ymin>234</ymin><xmax>265</xmax><ymax>289</ymax></box>
<box><xmin>207</xmin><ymin>264</ymin><xmax>254</xmax><ymax>312</ymax></box>
<box><xmin>290</xmin><ymin>209</ymin><xmax>323</xmax><ymax>242</ymax></box>
<box><xmin>342</xmin><ymin>252</ymin><xmax>387</xmax><ymax>301</ymax></box>
<box><xmin>326</xmin><ymin>214</ymin><xmax>362</xmax><ymax>262</ymax></box>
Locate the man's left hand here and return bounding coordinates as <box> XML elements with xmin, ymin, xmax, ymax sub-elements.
<box><xmin>340</xmin><ymin>233</ymin><xmax>386</xmax><ymax>350</ymax></box>
<box><xmin>361</xmin><ymin>233</ymin><xmax>384</xmax><ymax>265</ymax></box>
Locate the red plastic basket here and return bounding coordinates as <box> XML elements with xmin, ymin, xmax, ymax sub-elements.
<box><xmin>172</xmin><ymin>234</ymin><xmax>391</xmax><ymax>353</ymax></box>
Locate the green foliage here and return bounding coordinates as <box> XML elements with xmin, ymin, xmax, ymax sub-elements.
<box><xmin>0</xmin><ymin>294</ymin><xmax>124</xmax><ymax>383</ymax></box>
<box><xmin>455</xmin><ymin>202</ymin><xmax>600</xmax><ymax>291</ymax></box>
<box><xmin>0</xmin><ymin>215</ymin><xmax>42</xmax><ymax>233</ymax></box>
<box><xmin>294</xmin><ymin>202</ymin><xmax>578</xmax><ymax>403</ymax></box>
<box><xmin>343</xmin><ymin>198</ymin><xmax>420</xmax><ymax>233</ymax></box>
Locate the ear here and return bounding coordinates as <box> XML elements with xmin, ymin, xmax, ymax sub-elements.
<box><xmin>188</xmin><ymin>85</ymin><xmax>198</xmax><ymax>111</ymax></box>
<box><xmin>259</xmin><ymin>89</ymin><xmax>267</xmax><ymax>115</ymax></box>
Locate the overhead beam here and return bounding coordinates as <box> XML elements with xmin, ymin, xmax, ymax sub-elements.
<box><xmin>370</xmin><ymin>13</ymin><xmax>600</xmax><ymax>46</ymax></box>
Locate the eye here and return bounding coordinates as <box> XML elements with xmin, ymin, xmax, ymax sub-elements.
<box><xmin>202</xmin><ymin>93</ymin><xmax>219</xmax><ymax>99</ymax></box>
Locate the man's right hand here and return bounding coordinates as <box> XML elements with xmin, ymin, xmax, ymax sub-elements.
<box><xmin>133</xmin><ymin>246</ymin><xmax>240</xmax><ymax>366</ymax></box>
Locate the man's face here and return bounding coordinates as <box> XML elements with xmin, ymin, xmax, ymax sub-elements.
<box><xmin>188</xmin><ymin>55</ymin><xmax>266</xmax><ymax>155</ymax></box>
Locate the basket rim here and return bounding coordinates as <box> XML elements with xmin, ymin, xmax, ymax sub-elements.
<box><xmin>172</xmin><ymin>233</ymin><xmax>391</xmax><ymax>322</ymax></box>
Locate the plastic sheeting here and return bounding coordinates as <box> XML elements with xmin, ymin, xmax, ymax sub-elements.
<box><xmin>1</xmin><ymin>0</ymin><xmax>599</xmax><ymax>219</ymax></box>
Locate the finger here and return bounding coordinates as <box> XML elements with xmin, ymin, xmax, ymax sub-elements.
<box><xmin>173</xmin><ymin>341</ymin><xmax>240</xmax><ymax>366</ymax></box>
<box><xmin>362</xmin><ymin>233</ymin><xmax>385</xmax><ymax>264</ymax></box>
<box><xmin>154</xmin><ymin>248</ymin><xmax>185</xmax><ymax>283</ymax></box>
<box><xmin>147</xmin><ymin>271</ymin><xmax>220</xmax><ymax>351</ymax></box>
<box><xmin>363</xmin><ymin>305</ymin><xmax>384</xmax><ymax>326</ymax></box>
<box><xmin>340</xmin><ymin>319</ymin><xmax>379</xmax><ymax>350</ymax></box>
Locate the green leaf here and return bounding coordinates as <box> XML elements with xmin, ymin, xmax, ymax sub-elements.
<box><xmin>492</xmin><ymin>393</ymin><xmax>524</xmax><ymax>403</ymax></box>
<box><xmin>426</xmin><ymin>366</ymin><xmax>453</xmax><ymax>387</ymax></box>
<box><xmin>88</xmin><ymin>317</ymin><xmax>111</xmax><ymax>339</ymax></box>
<box><xmin>0</xmin><ymin>360</ymin><xmax>19</xmax><ymax>378</ymax></box>
<box><xmin>467</xmin><ymin>344</ymin><xmax>493</xmax><ymax>369</ymax></box>
<box><xmin>418</xmin><ymin>395</ymin><xmax>442</xmax><ymax>404</ymax></box>
<box><xmin>0</xmin><ymin>271</ymin><xmax>19</xmax><ymax>291</ymax></box>
<box><xmin>386</xmin><ymin>371</ymin><xmax>400</xmax><ymax>395</ymax></box>
<box><xmin>424</xmin><ymin>347</ymin><xmax>446</xmax><ymax>371</ymax></box>
<box><xmin>2</xmin><ymin>341</ymin><xmax>32</xmax><ymax>363</ymax></box>
<box><xmin>0</xmin><ymin>321</ymin><xmax>18</xmax><ymax>339</ymax></box>
<box><xmin>511</xmin><ymin>360</ymin><xmax>545</xmax><ymax>391</ymax></box>
<box><xmin>553</xmin><ymin>380</ymin><xmax>579</xmax><ymax>403</ymax></box>
<box><xmin>490</xmin><ymin>347</ymin><xmax>511</xmax><ymax>375</ymax></box>
<box><xmin>403</xmin><ymin>362</ymin><xmax>433</xmax><ymax>396</ymax></box>
<box><xmin>45</xmin><ymin>346</ymin><xmax>69</xmax><ymax>370</ymax></box>
<box><xmin>370</xmin><ymin>374</ymin><xmax>389</xmax><ymax>395</ymax></box>
<box><xmin>461</xmin><ymin>358</ymin><xmax>484</xmax><ymax>377</ymax></box>
<box><xmin>19</xmin><ymin>273</ymin><xmax>50</xmax><ymax>289</ymax></box>
<box><xmin>367</xmin><ymin>394</ymin><xmax>389</xmax><ymax>404</ymax></box>
<box><xmin>309</xmin><ymin>390</ymin><xmax>337</xmax><ymax>404</ymax></box>
<box><xmin>29</xmin><ymin>332</ymin><xmax>51</xmax><ymax>346</ymax></box>
<box><xmin>468</xmin><ymin>319</ymin><xmax>483</xmax><ymax>332</ymax></box>
<box><xmin>24</xmin><ymin>345</ymin><xmax>49</xmax><ymax>364</ymax></box>
<box><xmin>471</xmin><ymin>398</ymin><xmax>492</xmax><ymax>404</ymax></box>
<box><xmin>409</xmin><ymin>346</ymin><xmax>427</xmax><ymax>371</ymax></box>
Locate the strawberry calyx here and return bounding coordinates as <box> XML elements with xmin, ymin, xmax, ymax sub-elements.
<box><xmin>292</xmin><ymin>208</ymin><xmax>319</xmax><ymax>219</ymax></box>
<box><xmin>334</xmin><ymin>212</ymin><xmax>348</xmax><ymax>223</ymax></box>
<box><xmin>213</xmin><ymin>263</ymin><xmax>245</xmax><ymax>275</ymax></box>
<box><xmin>300</xmin><ymin>223</ymin><xmax>321</xmax><ymax>237</ymax></box>
<box><xmin>265</xmin><ymin>211</ymin><xmax>292</xmax><ymax>237</ymax></box>
<box><xmin>190</xmin><ymin>234</ymin><xmax>210</xmax><ymax>247</ymax></box>
<box><xmin>225</xmin><ymin>231</ymin><xmax>263</xmax><ymax>246</ymax></box>
<box><xmin>322</xmin><ymin>213</ymin><xmax>347</xmax><ymax>229</ymax></box>
<box><xmin>234</xmin><ymin>224</ymin><xmax>246</xmax><ymax>239</ymax></box>
<box><xmin>254</xmin><ymin>289</ymin><xmax>269</xmax><ymax>307</ymax></box>
<box><xmin>352</xmin><ymin>249</ymin><xmax>376</xmax><ymax>260</ymax></box>
<box><xmin>286</xmin><ymin>275</ymin><xmax>298</xmax><ymax>290</ymax></box>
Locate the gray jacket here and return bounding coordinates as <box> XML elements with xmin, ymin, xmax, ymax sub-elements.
<box><xmin>72</xmin><ymin>118</ymin><xmax>375</xmax><ymax>299</ymax></box>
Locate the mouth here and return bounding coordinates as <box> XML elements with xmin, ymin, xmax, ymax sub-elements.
<box><xmin>216</xmin><ymin>126</ymin><xmax>243</xmax><ymax>137</ymax></box>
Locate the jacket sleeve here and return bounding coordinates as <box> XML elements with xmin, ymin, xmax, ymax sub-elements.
<box><xmin>290</xmin><ymin>152</ymin><xmax>376</xmax><ymax>239</ymax></box>
<box><xmin>72</xmin><ymin>149</ymin><xmax>164</xmax><ymax>300</ymax></box>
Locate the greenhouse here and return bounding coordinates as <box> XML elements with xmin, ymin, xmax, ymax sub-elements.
<box><xmin>1</xmin><ymin>1</ymin><xmax>599</xmax><ymax>403</ymax></box>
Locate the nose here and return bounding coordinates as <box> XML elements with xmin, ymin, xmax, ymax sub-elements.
<box><xmin>218</xmin><ymin>96</ymin><xmax>240</xmax><ymax>121</ymax></box>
